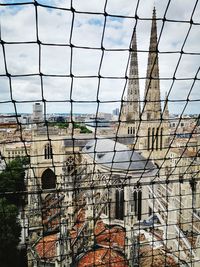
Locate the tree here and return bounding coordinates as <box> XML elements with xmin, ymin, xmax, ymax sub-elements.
<box><xmin>0</xmin><ymin>157</ymin><xmax>27</xmax><ymax>206</ymax></box>
<box><xmin>0</xmin><ymin>198</ymin><xmax>21</xmax><ymax>267</ymax></box>
<box><xmin>73</xmin><ymin>123</ymin><xmax>92</xmax><ymax>133</ymax></box>
<box><xmin>0</xmin><ymin>157</ymin><xmax>28</xmax><ymax>266</ymax></box>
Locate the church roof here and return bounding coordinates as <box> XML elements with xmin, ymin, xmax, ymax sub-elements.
<box><xmin>82</xmin><ymin>138</ymin><xmax>155</xmax><ymax>172</ymax></box>
<box><xmin>34</xmin><ymin>234</ymin><xmax>58</xmax><ymax>261</ymax></box>
<box><xmin>77</xmin><ymin>247</ymin><xmax>128</xmax><ymax>267</ymax></box>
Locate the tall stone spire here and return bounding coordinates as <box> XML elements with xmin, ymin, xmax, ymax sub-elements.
<box><xmin>118</xmin><ymin>30</ymin><xmax>140</xmax><ymax>138</ymax></box>
<box><xmin>126</xmin><ymin>31</ymin><xmax>140</xmax><ymax>124</ymax></box>
<box><xmin>143</xmin><ymin>7</ymin><xmax>161</xmax><ymax>121</ymax></box>
<box><xmin>139</xmin><ymin>7</ymin><xmax>170</xmax><ymax>166</ymax></box>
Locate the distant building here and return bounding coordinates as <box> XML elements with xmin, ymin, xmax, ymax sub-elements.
<box><xmin>112</xmin><ymin>108</ymin><xmax>119</xmax><ymax>116</ymax></box>
<box><xmin>32</xmin><ymin>103</ymin><xmax>43</xmax><ymax>123</ymax></box>
<box><xmin>1</xmin><ymin>142</ymin><xmax>30</xmax><ymax>162</ymax></box>
<box><xmin>85</xmin><ymin>117</ymin><xmax>111</xmax><ymax>128</ymax></box>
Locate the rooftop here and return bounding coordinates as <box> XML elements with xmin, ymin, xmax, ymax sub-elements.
<box><xmin>77</xmin><ymin>248</ymin><xmax>128</xmax><ymax>267</ymax></box>
<box><xmin>83</xmin><ymin>138</ymin><xmax>155</xmax><ymax>172</ymax></box>
<box><xmin>34</xmin><ymin>234</ymin><xmax>58</xmax><ymax>262</ymax></box>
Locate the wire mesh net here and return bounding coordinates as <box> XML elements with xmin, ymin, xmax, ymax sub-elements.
<box><xmin>0</xmin><ymin>0</ymin><xmax>200</xmax><ymax>266</ymax></box>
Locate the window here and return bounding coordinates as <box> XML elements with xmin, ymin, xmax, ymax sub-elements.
<box><xmin>41</xmin><ymin>169</ymin><xmax>56</xmax><ymax>190</ymax></box>
<box><xmin>152</xmin><ymin>128</ymin><xmax>155</xmax><ymax>150</ymax></box>
<box><xmin>147</xmin><ymin>128</ymin><xmax>151</xmax><ymax>150</ymax></box>
<box><xmin>133</xmin><ymin>188</ymin><xmax>142</xmax><ymax>221</ymax></box>
<box><xmin>44</xmin><ymin>143</ymin><xmax>53</xmax><ymax>159</ymax></box>
<box><xmin>156</xmin><ymin>128</ymin><xmax>159</xmax><ymax>150</ymax></box>
<box><xmin>134</xmin><ymin>190</ymin><xmax>137</xmax><ymax>215</ymax></box>
<box><xmin>149</xmin><ymin>207</ymin><xmax>152</xmax><ymax>217</ymax></box>
<box><xmin>104</xmin><ymin>202</ymin><xmax>110</xmax><ymax>216</ymax></box>
<box><xmin>138</xmin><ymin>190</ymin><xmax>142</xmax><ymax>221</ymax></box>
<box><xmin>160</xmin><ymin>128</ymin><xmax>163</xmax><ymax>150</ymax></box>
<box><xmin>115</xmin><ymin>188</ymin><xmax>124</xmax><ymax>220</ymax></box>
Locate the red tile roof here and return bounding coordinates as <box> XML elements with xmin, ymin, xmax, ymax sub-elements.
<box><xmin>139</xmin><ymin>247</ymin><xmax>179</xmax><ymax>267</ymax></box>
<box><xmin>77</xmin><ymin>248</ymin><xmax>128</xmax><ymax>267</ymax></box>
<box><xmin>138</xmin><ymin>232</ymin><xmax>179</xmax><ymax>267</ymax></box>
<box><xmin>95</xmin><ymin>221</ymin><xmax>125</xmax><ymax>250</ymax></box>
<box><xmin>71</xmin><ymin>213</ymin><xmax>127</xmax><ymax>266</ymax></box>
<box><xmin>35</xmin><ymin>234</ymin><xmax>58</xmax><ymax>261</ymax></box>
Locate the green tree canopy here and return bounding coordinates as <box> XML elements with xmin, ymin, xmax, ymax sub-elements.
<box><xmin>0</xmin><ymin>157</ymin><xmax>27</xmax><ymax>206</ymax></box>
<box><xmin>0</xmin><ymin>198</ymin><xmax>21</xmax><ymax>266</ymax></box>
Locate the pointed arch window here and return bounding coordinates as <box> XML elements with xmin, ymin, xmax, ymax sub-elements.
<box><xmin>147</xmin><ymin>128</ymin><xmax>151</xmax><ymax>150</ymax></box>
<box><xmin>156</xmin><ymin>128</ymin><xmax>159</xmax><ymax>150</ymax></box>
<box><xmin>133</xmin><ymin>189</ymin><xmax>137</xmax><ymax>215</ymax></box>
<box><xmin>138</xmin><ymin>190</ymin><xmax>142</xmax><ymax>221</ymax></box>
<box><xmin>152</xmin><ymin>128</ymin><xmax>155</xmax><ymax>151</ymax></box>
<box><xmin>115</xmin><ymin>188</ymin><xmax>124</xmax><ymax>220</ymax></box>
<box><xmin>132</xmin><ymin>187</ymin><xmax>142</xmax><ymax>221</ymax></box>
<box><xmin>44</xmin><ymin>143</ymin><xmax>53</xmax><ymax>159</ymax></box>
<box><xmin>160</xmin><ymin>128</ymin><xmax>163</xmax><ymax>150</ymax></box>
<box><xmin>41</xmin><ymin>169</ymin><xmax>56</xmax><ymax>190</ymax></box>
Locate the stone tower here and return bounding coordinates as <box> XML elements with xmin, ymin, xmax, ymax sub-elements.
<box><xmin>139</xmin><ymin>7</ymin><xmax>170</xmax><ymax>167</ymax></box>
<box><xmin>118</xmin><ymin>31</ymin><xmax>140</xmax><ymax>139</ymax></box>
<box><xmin>142</xmin><ymin>7</ymin><xmax>161</xmax><ymax>122</ymax></box>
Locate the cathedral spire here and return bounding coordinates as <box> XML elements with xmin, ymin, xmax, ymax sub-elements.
<box><xmin>126</xmin><ymin>31</ymin><xmax>140</xmax><ymax>123</ymax></box>
<box><xmin>143</xmin><ymin>7</ymin><xmax>161</xmax><ymax>121</ymax></box>
<box><xmin>118</xmin><ymin>30</ymin><xmax>140</xmax><ymax>137</ymax></box>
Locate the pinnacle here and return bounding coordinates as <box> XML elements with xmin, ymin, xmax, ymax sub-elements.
<box><xmin>153</xmin><ymin>6</ymin><xmax>156</xmax><ymax>17</ymax></box>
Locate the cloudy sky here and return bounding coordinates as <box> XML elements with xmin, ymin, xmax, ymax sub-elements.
<box><xmin>0</xmin><ymin>0</ymin><xmax>200</xmax><ymax>115</ymax></box>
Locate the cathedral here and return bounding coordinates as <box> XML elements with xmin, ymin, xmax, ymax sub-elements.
<box><xmin>26</xmin><ymin>7</ymin><xmax>200</xmax><ymax>267</ymax></box>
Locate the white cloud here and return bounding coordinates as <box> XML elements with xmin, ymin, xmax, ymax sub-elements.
<box><xmin>0</xmin><ymin>77</ymin><xmax>10</xmax><ymax>101</ymax></box>
<box><xmin>5</xmin><ymin>44</ymin><xmax>39</xmax><ymax>75</ymax></box>
<box><xmin>72</xmin><ymin>48</ymin><xmax>102</xmax><ymax>76</ymax></box>
<box><xmin>41</xmin><ymin>45</ymin><xmax>70</xmax><ymax>75</ymax></box>
<box><xmin>11</xmin><ymin>76</ymin><xmax>41</xmax><ymax>101</ymax></box>
<box><xmin>37</xmin><ymin>6</ymin><xmax>72</xmax><ymax>44</ymax></box>
<box><xmin>1</xmin><ymin>5</ymin><xmax>36</xmax><ymax>42</ymax></box>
